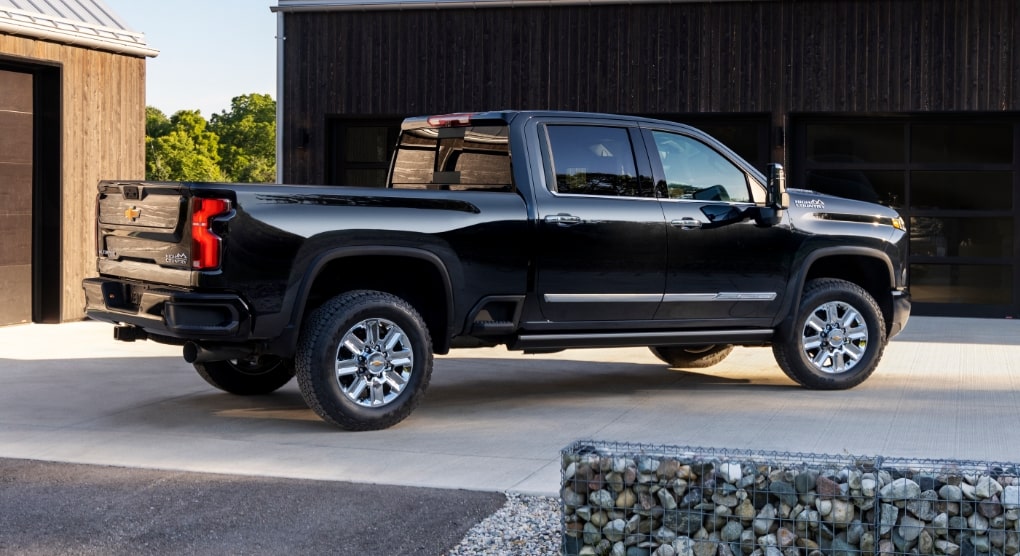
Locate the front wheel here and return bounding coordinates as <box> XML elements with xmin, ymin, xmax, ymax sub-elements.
<box><xmin>295</xmin><ymin>290</ymin><xmax>433</xmax><ymax>431</ymax></box>
<box><xmin>773</xmin><ymin>279</ymin><xmax>886</xmax><ymax>390</ymax></box>
<box><xmin>650</xmin><ymin>345</ymin><xmax>734</xmax><ymax>369</ymax></box>
<box><xmin>194</xmin><ymin>356</ymin><xmax>295</xmax><ymax>395</ymax></box>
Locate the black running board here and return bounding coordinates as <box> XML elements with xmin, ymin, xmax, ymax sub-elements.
<box><xmin>509</xmin><ymin>329</ymin><xmax>773</xmax><ymax>351</ymax></box>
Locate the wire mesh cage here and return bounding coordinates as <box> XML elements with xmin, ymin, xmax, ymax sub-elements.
<box><xmin>560</xmin><ymin>441</ymin><xmax>1020</xmax><ymax>556</ymax></box>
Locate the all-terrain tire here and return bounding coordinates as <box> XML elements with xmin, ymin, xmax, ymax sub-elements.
<box><xmin>649</xmin><ymin>345</ymin><xmax>734</xmax><ymax>369</ymax></box>
<box><xmin>194</xmin><ymin>356</ymin><xmax>295</xmax><ymax>395</ymax></box>
<box><xmin>773</xmin><ymin>278</ymin><xmax>886</xmax><ymax>390</ymax></box>
<box><xmin>295</xmin><ymin>290</ymin><xmax>433</xmax><ymax>431</ymax></box>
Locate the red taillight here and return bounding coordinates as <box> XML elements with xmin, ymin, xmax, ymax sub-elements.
<box><xmin>427</xmin><ymin>113</ymin><xmax>476</xmax><ymax>127</ymax></box>
<box><xmin>191</xmin><ymin>198</ymin><xmax>230</xmax><ymax>269</ymax></box>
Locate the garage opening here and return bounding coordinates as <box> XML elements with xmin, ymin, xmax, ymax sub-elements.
<box><xmin>0</xmin><ymin>59</ymin><xmax>62</xmax><ymax>326</ymax></box>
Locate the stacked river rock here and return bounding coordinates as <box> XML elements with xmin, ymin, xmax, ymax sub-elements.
<box><xmin>561</xmin><ymin>443</ymin><xmax>1020</xmax><ymax>556</ymax></box>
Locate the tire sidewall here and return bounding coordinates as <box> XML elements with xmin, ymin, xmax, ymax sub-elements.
<box><xmin>299</xmin><ymin>292</ymin><xmax>433</xmax><ymax>429</ymax></box>
<box><xmin>783</xmin><ymin>280</ymin><xmax>885</xmax><ymax>389</ymax></box>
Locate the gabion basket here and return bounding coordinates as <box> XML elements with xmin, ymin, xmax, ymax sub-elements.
<box><xmin>560</xmin><ymin>440</ymin><xmax>1020</xmax><ymax>556</ymax></box>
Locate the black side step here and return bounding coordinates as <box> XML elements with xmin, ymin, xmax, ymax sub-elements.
<box><xmin>509</xmin><ymin>329</ymin><xmax>773</xmax><ymax>351</ymax></box>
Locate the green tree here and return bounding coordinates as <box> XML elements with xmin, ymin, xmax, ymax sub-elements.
<box><xmin>210</xmin><ymin>93</ymin><xmax>276</xmax><ymax>183</ymax></box>
<box><xmin>146</xmin><ymin>109</ymin><xmax>226</xmax><ymax>182</ymax></box>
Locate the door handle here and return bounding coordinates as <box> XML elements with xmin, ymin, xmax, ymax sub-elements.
<box><xmin>544</xmin><ymin>214</ymin><xmax>582</xmax><ymax>226</ymax></box>
<box><xmin>670</xmin><ymin>218</ymin><xmax>702</xmax><ymax>230</ymax></box>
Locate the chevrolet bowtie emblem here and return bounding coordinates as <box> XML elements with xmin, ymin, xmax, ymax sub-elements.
<box><xmin>125</xmin><ymin>206</ymin><xmax>141</xmax><ymax>221</ymax></box>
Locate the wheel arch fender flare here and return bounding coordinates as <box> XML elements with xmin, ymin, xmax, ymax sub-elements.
<box><xmin>774</xmin><ymin>245</ymin><xmax>896</xmax><ymax>337</ymax></box>
<box><xmin>279</xmin><ymin>245</ymin><xmax>458</xmax><ymax>354</ymax></box>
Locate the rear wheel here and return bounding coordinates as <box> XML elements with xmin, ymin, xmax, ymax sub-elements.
<box><xmin>194</xmin><ymin>356</ymin><xmax>295</xmax><ymax>395</ymax></box>
<box><xmin>649</xmin><ymin>345</ymin><xmax>734</xmax><ymax>369</ymax></box>
<box><xmin>295</xmin><ymin>290</ymin><xmax>433</xmax><ymax>431</ymax></box>
<box><xmin>773</xmin><ymin>278</ymin><xmax>886</xmax><ymax>390</ymax></box>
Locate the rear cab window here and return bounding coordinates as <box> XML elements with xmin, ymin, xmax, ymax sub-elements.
<box><xmin>391</xmin><ymin>124</ymin><xmax>513</xmax><ymax>192</ymax></box>
<box><xmin>542</xmin><ymin>124</ymin><xmax>653</xmax><ymax>198</ymax></box>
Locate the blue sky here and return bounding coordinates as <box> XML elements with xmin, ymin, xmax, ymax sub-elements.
<box><xmin>103</xmin><ymin>0</ymin><xmax>277</xmax><ymax>118</ymax></box>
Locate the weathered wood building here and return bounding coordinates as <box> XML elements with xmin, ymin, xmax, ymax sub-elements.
<box><xmin>0</xmin><ymin>0</ymin><xmax>154</xmax><ymax>326</ymax></box>
<box><xmin>274</xmin><ymin>0</ymin><xmax>1019</xmax><ymax>318</ymax></box>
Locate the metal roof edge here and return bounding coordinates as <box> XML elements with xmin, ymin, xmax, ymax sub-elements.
<box><xmin>272</xmin><ymin>0</ymin><xmax>766</xmax><ymax>12</ymax></box>
<box><xmin>0</xmin><ymin>5</ymin><xmax>158</xmax><ymax>57</ymax></box>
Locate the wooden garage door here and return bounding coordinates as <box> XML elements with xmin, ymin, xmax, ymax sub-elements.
<box><xmin>0</xmin><ymin>69</ymin><xmax>33</xmax><ymax>326</ymax></box>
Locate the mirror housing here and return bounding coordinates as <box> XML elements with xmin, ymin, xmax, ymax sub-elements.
<box><xmin>757</xmin><ymin>163</ymin><xmax>789</xmax><ymax>227</ymax></box>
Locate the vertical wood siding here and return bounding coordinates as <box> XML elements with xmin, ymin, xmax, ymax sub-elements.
<box><xmin>0</xmin><ymin>34</ymin><xmax>145</xmax><ymax>321</ymax></box>
<box><xmin>282</xmin><ymin>0</ymin><xmax>1019</xmax><ymax>184</ymax></box>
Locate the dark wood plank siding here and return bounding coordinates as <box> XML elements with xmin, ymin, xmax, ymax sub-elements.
<box><xmin>283</xmin><ymin>0</ymin><xmax>1020</xmax><ymax>184</ymax></box>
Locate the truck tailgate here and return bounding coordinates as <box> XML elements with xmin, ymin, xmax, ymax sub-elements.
<box><xmin>96</xmin><ymin>181</ymin><xmax>194</xmax><ymax>284</ymax></box>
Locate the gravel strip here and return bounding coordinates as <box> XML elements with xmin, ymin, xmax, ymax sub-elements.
<box><xmin>445</xmin><ymin>492</ymin><xmax>562</xmax><ymax>555</ymax></box>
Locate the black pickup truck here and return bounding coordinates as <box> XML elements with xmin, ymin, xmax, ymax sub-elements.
<box><xmin>84</xmin><ymin>110</ymin><xmax>910</xmax><ymax>430</ymax></box>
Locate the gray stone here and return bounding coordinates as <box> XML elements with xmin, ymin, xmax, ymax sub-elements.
<box><xmin>675</xmin><ymin>536</ymin><xmax>695</xmax><ymax>556</ymax></box>
<box><xmin>764</xmin><ymin>547</ymin><xmax>783</xmax><ymax>556</ymax></box>
<box><xmin>592</xmin><ymin>489</ymin><xmax>616</xmax><ymax>510</ymax></box>
<box><xmin>1003</xmin><ymin>486</ymin><xmax>1020</xmax><ymax>510</ymax></box>
<box><xmin>740</xmin><ymin>530</ymin><xmax>756</xmax><ymax>555</ymax></box>
<box><xmin>663</xmin><ymin>510</ymin><xmax>703</xmax><ymax>535</ymax></box>
<box><xmin>942</xmin><ymin>485</ymin><xmax>965</xmax><ymax>502</ymax></box>
<box><xmin>879</xmin><ymin>503</ymin><xmax>899</xmax><ymax>535</ymax></box>
<box><xmin>831</xmin><ymin>499</ymin><xmax>855</xmax><ymax>526</ymax></box>
<box><xmin>933</xmin><ymin>512</ymin><xmax>950</xmax><ymax>536</ymax></box>
<box><xmin>659</xmin><ymin>489</ymin><xmax>678</xmax><ymax>511</ymax></box>
<box><xmin>612</xmin><ymin>542</ymin><xmax>628</xmax><ymax>556</ymax></box>
<box><xmin>1004</xmin><ymin>532</ymin><xmax>1019</xmax><ymax>556</ymax></box>
<box><xmin>832</xmin><ymin>537</ymin><xmax>857</xmax><ymax>556</ymax></box>
<box><xmin>977</xmin><ymin>477</ymin><xmax>1004</xmax><ymax>499</ymax></box>
<box><xmin>919</xmin><ymin>530</ymin><xmax>934</xmax><ymax>555</ymax></box>
<box><xmin>847</xmin><ymin>520</ymin><xmax>865</xmax><ymax>545</ymax></box>
<box><xmin>898</xmin><ymin>515</ymin><xmax>926</xmax><ymax>542</ymax></box>
<box><xmin>584</xmin><ymin>521</ymin><xmax>602</xmax><ymax>545</ymax></box>
<box><xmin>754</xmin><ymin>504</ymin><xmax>777</xmax><ymax>536</ymax></box>
<box><xmin>606</xmin><ymin>519</ymin><xmax>628</xmax><ymax>542</ymax></box>
<box><xmin>968</xmin><ymin>512</ymin><xmax>989</xmax><ymax>534</ymax></box>
<box><xmin>892</xmin><ymin>527</ymin><xmax>917</xmax><ymax>553</ymax></box>
<box><xmin>653</xmin><ymin>545</ymin><xmax>676</xmax><ymax>556</ymax></box>
<box><xmin>949</xmin><ymin>515</ymin><xmax>968</xmax><ymax>532</ymax></box>
<box><xmin>796</xmin><ymin>472</ymin><xmax>819</xmax><ymax>494</ymax></box>
<box><xmin>625</xmin><ymin>547</ymin><xmax>650</xmax><ymax>556</ymax></box>
<box><xmin>908</xmin><ymin>490</ymin><xmax>940</xmax><ymax>521</ymax></box>
<box><xmin>597</xmin><ymin>539</ymin><xmax>614</xmax><ymax>556</ymax></box>
<box><xmin>969</xmin><ymin>535</ymin><xmax>991</xmax><ymax>554</ymax></box>
<box><xmin>769</xmin><ymin>482</ymin><xmax>798</xmax><ymax>507</ymax></box>
<box><xmin>720</xmin><ymin>463</ymin><xmax>742</xmax><ymax>484</ymax></box>
<box><xmin>936</xmin><ymin>540</ymin><xmax>961</xmax><ymax>556</ymax></box>
<box><xmin>721</xmin><ymin>522</ymin><xmax>743</xmax><ymax>543</ymax></box>
<box><xmin>638</xmin><ymin>458</ymin><xmax>660</xmax><ymax>475</ymax></box>
<box><xmin>881</xmin><ymin>478</ymin><xmax>922</xmax><ymax>501</ymax></box>
<box><xmin>655</xmin><ymin>527</ymin><xmax>679</xmax><ymax>545</ymax></box>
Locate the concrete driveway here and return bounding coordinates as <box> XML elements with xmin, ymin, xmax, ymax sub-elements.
<box><xmin>1</xmin><ymin>316</ymin><xmax>1019</xmax><ymax>497</ymax></box>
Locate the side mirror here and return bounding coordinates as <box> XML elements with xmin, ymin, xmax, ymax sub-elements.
<box><xmin>757</xmin><ymin>163</ymin><xmax>788</xmax><ymax>227</ymax></box>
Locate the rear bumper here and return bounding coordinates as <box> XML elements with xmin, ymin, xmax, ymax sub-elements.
<box><xmin>83</xmin><ymin>277</ymin><xmax>251</xmax><ymax>340</ymax></box>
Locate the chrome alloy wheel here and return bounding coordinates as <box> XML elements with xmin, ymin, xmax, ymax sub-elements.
<box><xmin>801</xmin><ymin>300</ymin><xmax>869</xmax><ymax>374</ymax></box>
<box><xmin>334</xmin><ymin>318</ymin><xmax>414</xmax><ymax>408</ymax></box>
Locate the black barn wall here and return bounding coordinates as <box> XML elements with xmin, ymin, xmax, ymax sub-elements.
<box><xmin>281</xmin><ymin>0</ymin><xmax>1019</xmax><ymax>185</ymax></box>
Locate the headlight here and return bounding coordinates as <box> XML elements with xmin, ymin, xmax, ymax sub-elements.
<box><xmin>891</xmin><ymin>216</ymin><xmax>906</xmax><ymax>231</ymax></box>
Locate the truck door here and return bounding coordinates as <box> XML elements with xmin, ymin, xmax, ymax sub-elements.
<box><xmin>642</xmin><ymin>127</ymin><xmax>795</xmax><ymax>324</ymax></box>
<box><xmin>532</xmin><ymin>121</ymin><xmax>667</xmax><ymax>322</ymax></box>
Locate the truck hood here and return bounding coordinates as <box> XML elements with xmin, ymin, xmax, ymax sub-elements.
<box><xmin>785</xmin><ymin>188</ymin><xmax>905</xmax><ymax>233</ymax></box>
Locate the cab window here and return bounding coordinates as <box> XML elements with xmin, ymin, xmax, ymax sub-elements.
<box><xmin>545</xmin><ymin>125</ymin><xmax>649</xmax><ymax>197</ymax></box>
<box><xmin>650</xmin><ymin>130</ymin><xmax>750</xmax><ymax>202</ymax></box>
